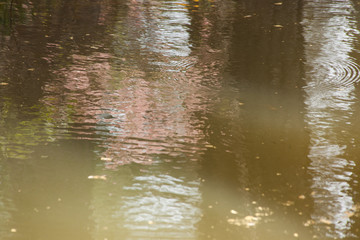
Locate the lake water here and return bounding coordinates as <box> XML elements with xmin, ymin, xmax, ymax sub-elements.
<box><xmin>1</xmin><ymin>0</ymin><xmax>360</xmax><ymax>239</ymax></box>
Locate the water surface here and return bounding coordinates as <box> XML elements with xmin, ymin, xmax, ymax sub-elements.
<box><xmin>1</xmin><ymin>0</ymin><xmax>360</xmax><ymax>239</ymax></box>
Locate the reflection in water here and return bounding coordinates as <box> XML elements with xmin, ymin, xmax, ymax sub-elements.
<box><xmin>3</xmin><ymin>0</ymin><xmax>360</xmax><ymax>238</ymax></box>
<box><xmin>302</xmin><ymin>0</ymin><xmax>360</xmax><ymax>238</ymax></box>
<box><xmin>88</xmin><ymin>0</ymin><xmax>209</xmax><ymax>238</ymax></box>
<box><xmin>90</xmin><ymin>164</ymin><xmax>202</xmax><ymax>239</ymax></box>
<box><xmin>121</xmin><ymin>174</ymin><xmax>201</xmax><ymax>237</ymax></box>
<box><xmin>1</xmin><ymin>0</ymin><xmax>224</xmax><ymax>238</ymax></box>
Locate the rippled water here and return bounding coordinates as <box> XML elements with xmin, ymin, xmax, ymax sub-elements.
<box><xmin>303</xmin><ymin>0</ymin><xmax>360</xmax><ymax>238</ymax></box>
<box><xmin>1</xmin><ymin>0</ymin><xmax>360</xmax><ymax>239</ymax></box>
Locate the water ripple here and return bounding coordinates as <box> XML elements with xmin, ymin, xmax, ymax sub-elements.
<box><xmin>326</xmin><ymin>58</ymin><xmax>360</xmax><ymax>87</ymax></box>
<box><xmin>302</xmin><ymin>0</ymin><xmax>359</xmax><ymax>238</ymax></box>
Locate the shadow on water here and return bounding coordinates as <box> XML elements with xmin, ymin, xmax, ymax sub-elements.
<box><xmin>196</xmin><ymin>0</ymin><xmax>313</xmax><ymax>239</ymax></box>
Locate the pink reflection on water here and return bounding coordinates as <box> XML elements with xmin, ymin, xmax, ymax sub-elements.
<box><xmin>42</xmin><ymin>51</ymin><xmax>112</xmax><ymax>126</ymax></box>
<box><xmin>41</xmin><ymin>49</ymin><xmax>215</xmax><ymax>165</ymax></box>
<box><xmin>40</xmin><ymin>0</ymin><xmax>230</xmax><ymax>167</ymax></box>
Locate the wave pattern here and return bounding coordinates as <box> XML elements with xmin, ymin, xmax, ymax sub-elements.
<box><xmin>302</xmin><ymin>0</ymin><xmax>359</xmax><ymax>238</ymax></box>
<box><xmin>326</xmin><ymin>59</ymin><xmax>360</xmax><ymax>87</ymax></box>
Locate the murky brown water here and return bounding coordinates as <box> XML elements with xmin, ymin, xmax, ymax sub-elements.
<box><xmin>1</xmin><ymin>0</ymin><xmax>360</xmax><ymax>239</ymax></box>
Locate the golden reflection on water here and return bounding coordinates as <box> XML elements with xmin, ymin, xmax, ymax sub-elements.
<box><xmin>302</xmin><ymin>0</ymin><xmax>360</xmax><ymax>238</ymax></box>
